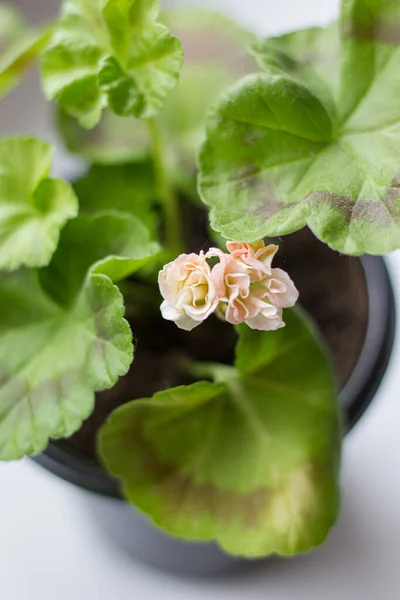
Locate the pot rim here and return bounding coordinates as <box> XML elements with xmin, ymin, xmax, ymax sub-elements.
<box><xmin>339</xmin><ymin>255</ymin><xmax>395</xmax><ymax>429</ymax></box>
<box><xmin>31</xmin><ymin>255</ymin><xmax>396</xmax><ymax>499</ymax></box>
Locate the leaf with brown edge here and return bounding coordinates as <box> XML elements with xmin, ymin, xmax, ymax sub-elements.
<box><xmin>98</xmin><ymin>309</ymin><xmax>341</xmax><ymax>557</ymax></box>
<box><xmin>199</xmin><ymin>0</ymin><xmax>400</xmax><ymax>256</ymax></box>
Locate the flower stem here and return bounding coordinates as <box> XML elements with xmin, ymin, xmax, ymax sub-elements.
<box><xmin>147</xmin><ymin>118</ymin><xmax>183</xmax><ymax>255</ymax></box>
<box><xmin>182</xmin><ymin>358</ymin><xmax>237</xmax><ymax>383</ymax></box>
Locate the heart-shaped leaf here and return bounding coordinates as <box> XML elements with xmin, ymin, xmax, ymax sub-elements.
<box><xmin>199</xmin><ymin>0</ymin><xmax>400</xmax><ymax>255</ymax></box>
<box><xmin>0</xmin><ymin>137</ymin><xmax>78</xmax><ymax>271</ymax></box>
<box><xmin>99</xmin><ymin>309</ymin><xmax>340</xmax><ymax>557</ymax></box>
<box><xmin>41</xmin><ymin>0</ymin><xmax>183</xmax><ymax>128</ymax></box>
<box><xmin>0</xmin><ymin>270</ymin><xmax>133</xmax><ymax>461</ymax></box>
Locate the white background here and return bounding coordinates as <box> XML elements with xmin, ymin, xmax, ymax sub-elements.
<box><xmin>1</xmin><ymin>1</ymin><xmax>400</xmax><ymax>598</ymax></box>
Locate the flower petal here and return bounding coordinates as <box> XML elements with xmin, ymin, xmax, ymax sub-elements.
<box><xmin>175</xmin><ymin>313</ymin><xmax>202</xmax><ymax>331</ymax></box>
<box><xmin>160</xmin><ymin>300</ymin><xmax>182</xmax><ymax>322</ymax></box>
<box><xmin>255</xmin><ymin>244</ymin><xmax>279</xmax><ymax>272</ymax></box>
<box><xmin>246</xmin><ymin>311</ymin><xmax>285</xmax><ymax>331</ymax></box>
<box><xmin>270</xmin><ymin>268</ymin><xmax>299</xmax><ymax>308</ymax></box>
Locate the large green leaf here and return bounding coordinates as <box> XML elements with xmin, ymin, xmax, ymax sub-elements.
<box><xmin>199</xmin><ymin>0</ymin><xmax>400</xmax><ymax>255</ymax></box>
<box><xmin>0</xmin><ymin>137</ymin><xmax>78</xmax><ymax>270</ymax></box>
<box><xmin>0</xmin><ymin>270</ymin><xmax>133</xmax><ymax>461</ymax></box>
<box><xmin>0</xmin><ymin>5</ymin><xmax>51</xmax><ymax>98</ymax></box>
<box><xmin>40</xmin><ymin>211</ymin><xmax>160</xmax><ymax>306</ymax></box>
<box><xmin>99</xmin><ymin>309</ymin><xmax>340</xmax><ymax>557</ymax></box>
<box><xmin>41</xmin><ymin>0</ymin><xmax>183</xmax><ymax>128</ymax></box>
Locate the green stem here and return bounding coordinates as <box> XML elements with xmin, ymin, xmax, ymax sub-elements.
<box><xmin>147</xmin><ymin>118</ymin><xmax>183</xmax><ymax>255</ymax></box>
<box><xmin>182</xmin><ymin>358</ymin><xmax>237</xmax><ymax>384</ymax></box>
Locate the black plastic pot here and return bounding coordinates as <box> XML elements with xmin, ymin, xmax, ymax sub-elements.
<box><xmin>32</xmin><ymin>255</ymin><xmax>396</xmax><ymax>576</ymax></box>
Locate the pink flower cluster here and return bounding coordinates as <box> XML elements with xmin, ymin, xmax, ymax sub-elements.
<box><xmin>158</xmin><ymin>241</ymin><xmax>299</xmax><ymax>332</ymax></box>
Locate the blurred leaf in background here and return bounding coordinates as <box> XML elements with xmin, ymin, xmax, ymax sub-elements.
<box><xmin>0</xmin><ymin>3</ymin><xmax>51</xmax><ymax>99</ymax></box>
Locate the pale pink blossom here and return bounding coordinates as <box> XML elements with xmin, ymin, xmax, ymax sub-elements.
<box><xmin>226</xmin><ymin>241</ymin><xmax>279</xmax><ymax>281</ymax></box>
<box><xmin>158</xmin><ymin>252</ymin><xmax>218</xmax><ymax>331</ymax></box>
<box><xmin>210</xmin><ymin>241</ymin><xmax>298</xmax><ymax>331</ymax></box>
<box><xmin>158</xmin><ymin>241</ymin><xmax>298</xmax><ymax>332</ymax></box>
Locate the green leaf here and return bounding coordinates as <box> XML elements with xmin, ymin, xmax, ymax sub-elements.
<box><xmin>0</xmin><ymin>4</ymin><xmax>25</xmax><ymax>44</ymax></box>
<box><xmin>0</xmin><ymin>269</ymin><xmax>133</xmax><ymax>461</ymax></box>
<box><xmin>57</xmin><ymin>63</ymin><xmax>238</xmax><ymax>179</ymax></box>
<box><xmin>98</xmin><ymin>54</ymin><xmax>143</xmax><ymax>116</ymax></box>
<box><xmin>57</xmin><ymin>9</ymin><xmax>257</xmax><ymax>193</ymax></box>
<box><xmin>0</xmin><ymin>5</ymin><xmax>52</xmax><ymax>99</ymax></box>
<box><xmin>40</xmin><ymin>211</ymin><xmax>160</xmax><ymax>306</ymax></box>
<box><xmin>99</xmin><ymin>309</ymin><xmax>340</xmax><ymax>557</ymax></box>
<box><xmin>0</xmin><ymin>137</ymin><xmax>78</xmax><ymax>271</ymax></box>
<box><xmin>199</xmin><ymin>75</ymin><xmax>333</xmax><ymax>238</ymax></box>
<box><xmin>199</xmin><ymin>0</ymin><xmax>400</xmax><ymax>255</ymax></box>
<box><xmin>41</xmin><ymin>0</ymin><xmax>183</xmax><ymax>127</ymax></box>
<box><xmin>73</xmin><ymin>162</ymin><xmax>158</xmax><ymax>232</ymax></box>
<box><xmin>338</xmin><ymin>0</ymin><xmax>400</xmax><ymax>124</ymax></box>
<box><xmin>249</xmin><ymin>23</ymin><xmax>340</xmax><ymax>122</ymax></box>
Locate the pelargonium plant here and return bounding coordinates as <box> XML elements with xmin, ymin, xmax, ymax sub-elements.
<box><xmin>0</xmin><ymin>0</ymin><xmax>398</xmax><ymax>558</ymax></box>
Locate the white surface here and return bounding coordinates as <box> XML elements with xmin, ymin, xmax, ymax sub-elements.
<box><xmin>2</xmin><ymin>0</ymin><xmax>400</xmax><ymax>598</ymax></box>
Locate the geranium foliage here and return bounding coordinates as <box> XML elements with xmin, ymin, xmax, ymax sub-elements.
<box><xmin>3</xmin><ymin>0</ymin><xmax>391</xmax><ymax>562</ymax></box>
<box><xmin>41</xmin><ymin>0</ymin><xmax>183</xmax><ymax>128</ymax></box>
<box><xmin>199</xmin><ymin>0</ymin><xmax>400</xmax><ymax>255</ymax></box>
<box><xmin>0</xmin><ymin>4</ymin><xmax>51</xmax><ymax>98</ymax></box>
<box><xmin>0</xmin><ymin>270</ymin><xmax>133</xmax><ymax>460</ymax></box>
<box><xmin>99</xmin><ymin>310</ymin><xmax>341</xmax><ymax>557</ymax></box>
<box><xmin>0</xmin><ymin>136</ymin><xmax>159</xmax><ymax>460</ymax></box>
<box><xmin>0</xmin><ymin>137</ymin><xmax>78</xmax><ymax>271</ymax></box>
